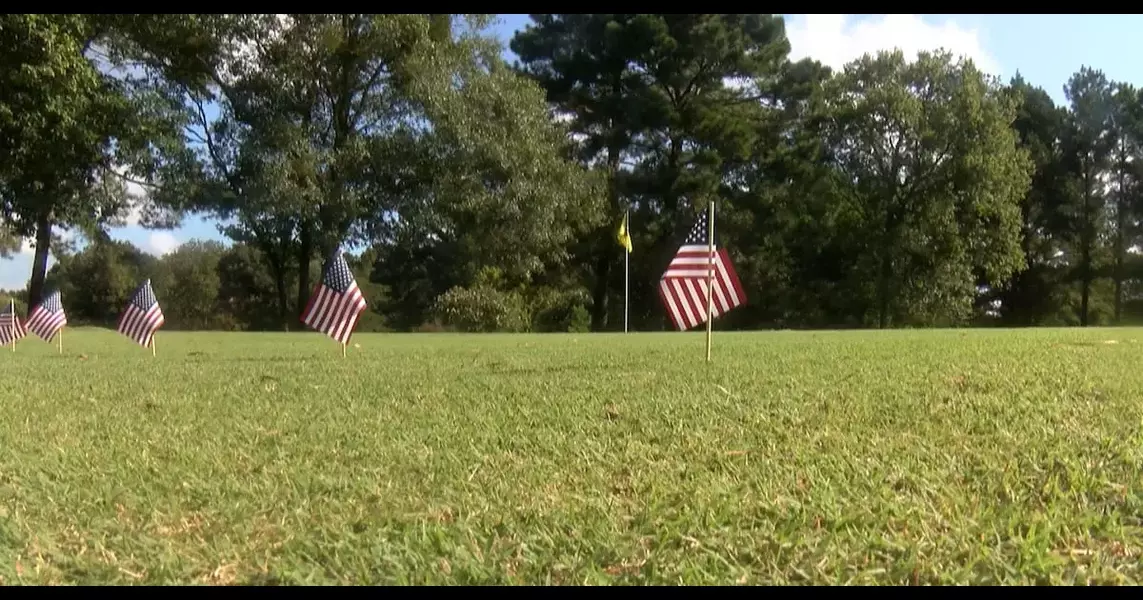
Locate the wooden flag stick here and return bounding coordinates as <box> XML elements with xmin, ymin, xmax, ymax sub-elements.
<box><xmin>9</xmin><ymin>299</ymin><xmax>14</xmax><ymax>352</ymax></box>
<box><xmin>151</xmin><ymin>334</ymin><xmax>157</xmax><ymax>357</ymax></box>
<box><xmin>58</xmin><ymin>329</ymin><xmax>63</xmax><ymax>354</ymax></box>
<box><xmin>341</xmin><ymin>342</ymin><xmax>347</xmax><ymax>358</ymax></box>
<box><xmin>705</xmin><ymin>199</ymin><xmax>715</xmax><ymax>363</ymax></box>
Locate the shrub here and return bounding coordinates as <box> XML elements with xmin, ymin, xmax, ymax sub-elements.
<box><xmin>528</xmin><ymin>286</ymin><xmax>592</xmax><ymax>333</ymax></box>
<box><xmin>432</xmin><ymin>285</ymin><xmax>531</xmax><ymax>333</ymax></box>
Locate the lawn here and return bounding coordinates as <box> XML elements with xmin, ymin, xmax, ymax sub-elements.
<box><xmin>0</xmin><ymin>326</ymin><xmax>1141</xmax><ymax>585</ymax></box>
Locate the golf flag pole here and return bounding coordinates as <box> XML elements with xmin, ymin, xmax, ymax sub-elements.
<box><xmin>705</xmin><ymin>200</ymin><xmax>715</xmax><ymax>363</ymax></box>
<box><xmin>624</xmin><ymin>209</ymin><xmax>630</xmax><ymax>334</ymax></box>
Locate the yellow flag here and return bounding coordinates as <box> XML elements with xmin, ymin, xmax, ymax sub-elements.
<box><xmin>616</xmin><ymin>212</ymin><xmax>632</xmax><ymax>253</ymax></box>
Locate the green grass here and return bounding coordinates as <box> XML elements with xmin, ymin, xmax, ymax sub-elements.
<box><xmin>1</xmin><ymin>326</ymin><xmax>1142</xmax><ymax>585</ymax></box>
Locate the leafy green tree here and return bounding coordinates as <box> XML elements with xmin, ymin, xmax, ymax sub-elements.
<box><xmin>824</xmin><ymin>49</ymin><xmax>1032</xmax><ymax>327</ymax></box>
<box><xmin>216</xmin><ymin>242</ymin><xmax>287</xmax><ymax>331</ymax></box>
<box><xmin>985</xmin><ymin>75</ymin><xmax>1075</xmax><ymax>325</ymax></box>
<box><xmin>0</xmin><ymin>14</ymin><xmax>142</xmax><ymax>308</ymax></box>
<box><xmin>718</xmin><ymin>56</ymin><xmax>843</xmax><ymax>328</ymax></box>
<box><xmin>48</xmin><ymin>238</ymin><xmax>158</xmax><ymax>325</ymax></box>
<box><xmin>1060</xmin><ymin>66</ymin><xmax>1116</xmax><ymax>326</ymax></box>
<box><xmin>0</xmin><ymin>223</ymin><xmax>21</xmax><ymax>258</ymax></box>
<box><xmin>157</xmin><ymin>240</ymin><xmax>227</xmax><ymax>329</ymax></box>
<box><xmin>1106</xmin><ymin>82</ymin><xmax>1143</xmax><ymax>323</ymax></box>
<box><xmin>128</xmin><ymin>14</ymin><xmax>600</xmax><ymax>332</ymax></box>
<box><xmin>512</xmin><ymin>14</ymin><xmax>790</xmax><ymax>331</ymax></box>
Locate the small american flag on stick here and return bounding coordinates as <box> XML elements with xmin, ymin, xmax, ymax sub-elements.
<box><xmin>301</xmin><ymin>249</ymin><xmax>367</xmax><ymax>346</ymax></box>
<box><xmin>0</xmin><ymin>300</ymin><xmax>26</xmax><ymax>346</ymax></box>
<box><xmin>658</xmin><ymin>207</ymin><xmax>746</xmax><ymax>331</ymax></box>
<box><xmin>26</xmin><ymin>289</ymin><xmax>67</xmax><ymax>342</ymax></box>
<box><xmin>117</xmin><ymin>279</ymin><xmax>164</xmax><ymax>348</ymax></box>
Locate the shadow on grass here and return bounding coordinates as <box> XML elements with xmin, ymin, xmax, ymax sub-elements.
<box><xmin>180</xmin><ymin>355</ymin><xmax>332</xmax><ymax>364</ymax></box>
<box><xmin>481</xmin><ymin>362</ymin><xmax>629</xmax><ymax>376</ymax></box>
<box><xmin>1055</xmin><ymin>340</ymin><xmax>1123</xmax><ymax>348</ymax></box>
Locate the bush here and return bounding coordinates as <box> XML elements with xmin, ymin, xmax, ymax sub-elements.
<box><xmin>529</xmin><ymin>286</ymin><xmax>592</xmax><ymax>333</ymax></box>
<box><xmin>432</xmin><ymin>284</ymin><xmax>531</xmax><ymax>333</ymax></box>
<box><xmin>566</xmin><ymin>304</ymin><xmax>591</xmax><ymax>333</ymax></box>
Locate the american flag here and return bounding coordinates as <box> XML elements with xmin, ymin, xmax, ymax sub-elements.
<box><xmin>301</xmin><ymin>250</ymin><xmax>367</xmax><ymax>345</ymax></box>
<box><xmin>26</xmin><ymin>289</ymin><xmax>67</xmax><ymax>342</ymax></box>
<box><xmin>0</xmin><ymin>301</ymin><xmax>25</xmax><ymax>345</ymax></box>
<box><xmin>117</xmin><ymin>279</ymin><xmax>164</xmax><ymax>347</ymax></box>
<box><xmin>658</xmin><ymin>209</ymin><xmax>747</xmax><ymax>331</ymax></box>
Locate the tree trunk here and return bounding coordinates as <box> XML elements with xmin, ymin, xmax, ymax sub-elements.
<box><xmin>590</xmin><ymin>252</ymin><xmax>610</xmax><ymax>331</ymax></box>
<box><xmin>1080</xmin><ymin>172</ymin><xmax>1093</xmax><ymax>327</ymax></box>
<box><xmin>1114</xmin><ymin>157</ymin><xmax>1126</xmax><ymax>324</ymax></box>
<box><xmin>27</xmin><ymin>211</ymin><xmax>53</xmax><ymax>310</ymax></box>
<box><xmin>591</xmin><ymin>137</ymin><xmax>622</xmax><ymax>333</ymax></box>
<box><xmin>877</xmin><ymin>253</ymin><xmax>891</xmax><ymax>329</ymax></box>
<box><xmin>265</xmin><ymin>252</ymin><xmax>289</xmax><ymax>331</ymax></box>
<box><xmin>1080</xmin><ymin>244</ymin><xmax>1091</xmax><ymax>327</ymax></box>
<box><xmin>274</xmin><ymin>272</ymin><xmax>289</xmax><ymax>331</ymax></box>
<box><xmin>876</xmin><ymin>207</ymin><xmax>897</xmax><ymax>330</ymax></box>
<box><xmin>296</xmin><ymin>222</ymin><xmax>313</xmax><ymax>321</ymax></box>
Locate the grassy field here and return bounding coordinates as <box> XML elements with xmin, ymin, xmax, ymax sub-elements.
<box><xmin>1</xmin><ymin>327</ymin><xmax>1142</xmax><ymax>585</ymax></box>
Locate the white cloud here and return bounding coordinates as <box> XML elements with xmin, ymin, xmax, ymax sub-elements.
<box><xmin>786</xmin><ymin>14</ymin><xmax>1001</xmax><ymax>77</ymax></box>
<box><xmin>147</xmin><ymin>232</ymin><xmax>180</xmax><ymax>256</ymax></box>
<box><xmin>111</xmin><ymin>163</ymin><xmax>148</xmax><ymax>226</ymax></box>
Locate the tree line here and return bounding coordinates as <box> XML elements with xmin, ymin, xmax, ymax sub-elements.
<box><xmin>2</xmin><ymin>14</ymin><xmax>1141</xmax><ymax>333</ymax></box>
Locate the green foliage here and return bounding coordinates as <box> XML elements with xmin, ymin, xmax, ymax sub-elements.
<box><xmin>527</xmin><ymin>286</ymin><xmax>593</xmax><ymax>333</ymax></box>
<box><xmin>6</xmin><ymin>14</ymin><xmax>1143</xmax><ymax>331</ymax></box>
<box><xmin>432</xmin><ymin>286</ymin><xmax>531</xmax><ymax>333</ymax></box>
<box><xmin>823</xmin><ymin>49</ymin><xmax>1033</xmax><ymax>327</ymax></box>
<box><xmin>0</xmin><ymin>292</ymin><xmax>26</xmax><ymax>316</ymax></box>
<box><xmin>511</xmin><ymin>14</ymin><xmax>791</xmax><ymax>331</ymax></box>
<box><xmin>153</xmin><ymin>241</ymin><xmax>227</xmax><ymax>330</ymax></box>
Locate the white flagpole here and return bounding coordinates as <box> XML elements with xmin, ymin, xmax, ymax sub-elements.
<box><xmin>624</xmin><ymin>209</ymin><xmax>630</xmax><ymax>334</ymax></box>
<box><xmin>705</xmin><ymin>200</ymin><xmax>715</xmax><ymax>363</ymax></box>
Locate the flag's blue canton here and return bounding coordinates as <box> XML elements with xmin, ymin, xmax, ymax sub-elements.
<box><xmin>685</xmin><ymin>211</ymin><xmax>709</xmax><ymax>245</ymax></box>
<box><xmin>132</xmin><ymin>281</ymin><xmax>158</xmax><ymax>309</ymax></box>
<box><xmin>40</xmin><ymin>290</ymin><xmax>63</xmax><ymax>313</ymax></box>
<box><xmin>325</xmin><ymin>253</ymin><xmax>354</xmax><ymax>293</ymax></box>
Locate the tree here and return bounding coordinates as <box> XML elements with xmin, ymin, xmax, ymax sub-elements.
<box><xmin>512</xmin><ymin>14</ymin><xmax>791</xmax><ymax>330</ymax></box>
<box><xmin>47</xmin><ymin>237</ymin><xmax>158</xmax><ymax>324</ymax></box>
<box><xmin>127</xmin><ymin>14</ymin><xmax>601</xmax><ymax>330</ymax></box>
<box><xmin>1060</xmin><ymin>66</ymin><xmax>1116</xmax><ymax>326</ymax></box>
<box><xmin>0</xmin><ymin>222</ymin><xmax>21</xmax><ymax>258</ymax></box>
<box><xmin>724</xmin><ymin>56</ymin><xmax>848</xmax><ymax>328</ymax></box>
<box><xmin>1106</xmin><ymin>82</ymin><xmax>1143</xmax><ymax>323</ymax></box>
<box><xmin>215</xmin><ymin>242</ymin><xmax>286</xmax><ymax>331</ymax></box>
<box><xmin>824</xmin><ymin>49</ymin><xmax>1032</xmax><ymax>327</ymax></box>
<box><xmin>156</xmin><ymin>240</ymin><xmax>227</xmax><ymax>329</ymax></box>
<box><xmin>986</xmin><ymin>74</ymin><xmax>1074</xmax><ymax>325</ymax></box>
<box><xmin>0</xmin><ymin>14</ymin><xmax>140</xmax><ymax>308</ymax></box>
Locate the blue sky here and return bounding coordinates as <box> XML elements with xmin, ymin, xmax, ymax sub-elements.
<box><xmin>5</xmin><ymin>13</ymin><xmax>1143</xmax><ymax>290</ymax></box>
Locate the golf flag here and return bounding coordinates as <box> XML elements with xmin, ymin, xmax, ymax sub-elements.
<box><xmin>617</xmin><ymin>212</ymin><xmax>632</xmax><ymax>253</ymax></box>
<box><xmin>117</xmin><ymin>279</ymin><xmax>164</xmax><ymax>347</ymax></box>
<box><xmin>301</xmin><ymin>248</ymin><xmax>368</xmax><ymax>345</ymax></box>
<box><xmin>657</xmin><ymin>208</ymin><xmax>746</xmax><ymax>331</ymax></box>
